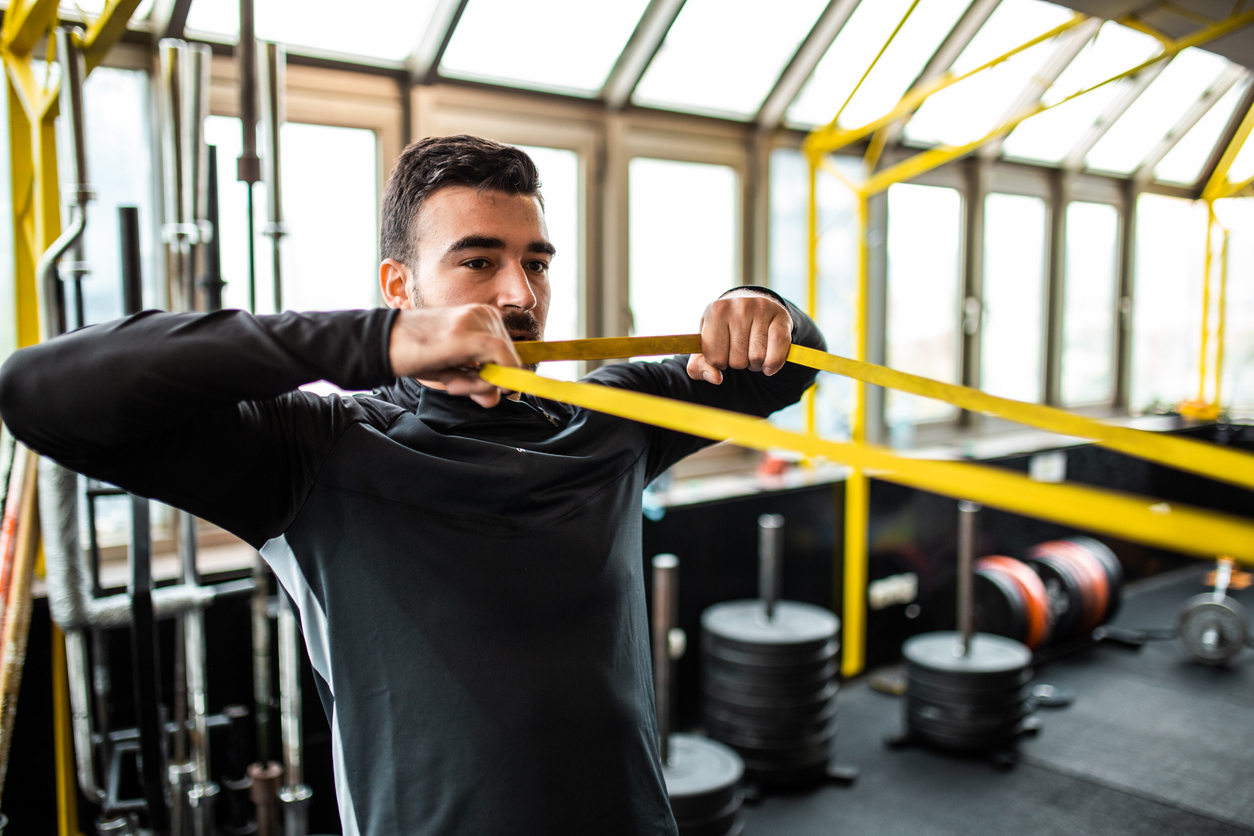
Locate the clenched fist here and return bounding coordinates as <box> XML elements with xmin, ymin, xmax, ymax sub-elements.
<box><xmin>388</xmin><ymin>304</ymin><xmax>521</xmax><ymax>408</ymax></box>
<box><xmin>687</xmin><ymin>291</ymin><xmax>793</xmax><ymax>385</ymax></box>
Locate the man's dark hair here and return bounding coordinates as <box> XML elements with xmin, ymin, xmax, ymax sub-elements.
<box><xmin>380</xmin><ymin>135</ymin><xmax>543</xmax><ymax>268</ymax></box>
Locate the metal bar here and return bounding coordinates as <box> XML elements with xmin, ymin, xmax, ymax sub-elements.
<box><xmin>77</xmin><ymin>0</ymin><xmax>144</xmax><ymax>72</ymax></box>
<box><xmin>406</xmin><ymin>0</ymin><xmax>469</xmax><ymax>84</ymax></box>
<box><xmin>867</xmin><ymin>0</ymin><xmax>1002</xmax><ymax>155</ymax></box>
<box><xmin>259</xmin><ymin>41</ymin><xmax>287</xmax><ymax>313</ymax></box>
<box><xmin>650</xmin><ymin>554</ymin><xmax>678</xmax><ymax>765</ymax></box>
<box><xmin>807</xmin><ymin>14</ymin><xmax>1090</xmax><ymax>156</ymax></box>
<box><xmin>957</xmin><ymin>501</ymin><xmax>979</xmax><ymax>654</ymax></box>
<box><xmin>1072</xmin><ymin>59</ymin><xmax>1172</xmax><ymax>173</ymax></box>
<box><xmin>1113</xmin><ymin>178</ymin><xmax>1137</xmax><ymax>409</ymax></box>
<box><xmin>202</xmin><ymin>146</ymin><xmax>224</xmax><ymax>311</ymax></box>
<box><xmin>277</xmin><ymin>593</ymin><xmax>312</xmax><ymax>836</ymax></box>
<box><xmin>1199</xmin><ymin>200</ymin><xmax>1216</xmax><ymax>403</ymax></box>
<box><xmin>960</xmin><ymin>156</ymin><xmax>988</xmax><ymax>413</ymax></box>
<box><xmin>1203</xmin><ymin>84</ymin><xmax>1254</xmax><ymax>199</ymax></box>
<box><xmin>252</xmin><ymin>555</ymin><xmax>273</xmax><ymax>763</ymax></box>
<box><xmin>1134</xmin><ymin>65</ymin><xmax>1245</xmax><ymax>180</ymax></box>
<box><xmin>1044</xmin><ymin>169</ymin><xmax>1068</xmax><ymax>406</ymax></box>
<box><xmin>834</xmin><ymin>0</ymin><xmax>922</xmax><ymax>127</ymax></box>
<box><xmin>980</xmin><ymin>17</ymin><xmax>1101</xmax><ymax>161</ymax></box>
<box><xmin>758</xmin><ymin>515</ymin><xmax>784</xmax><ymax>620</ymax></box>
<box><xmin>600</xmin><ymin>0</ymin><xmax>686</xmax><ymax>109</ymax></box>
<box><xmin>0</xmin><ymin>0</ymin><xmax>60</xmax><ymax>59</ymax></box>
<box><xmin>804</xmin><ymin>151</ymin><xmax>819</xmax><ymax>435</ymax></box>
<box><xmin>1196</xmin><ymin>80</ymin><xmax>1254</xmax><ymax>197</ymax></box>
<box><xmin>1215</xmin><ymin>225</ymin><xmax>1230</xmax><ymax>407</ymax></box>
<box><xmin>757</xmin><ymin>0</ymin><xmax>860</xmax><ymax>129</ymax></box>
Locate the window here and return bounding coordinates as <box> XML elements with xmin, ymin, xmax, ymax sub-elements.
<box><xmin>186</xmin><ymin>0</ymin><xmax>440</xmax><ymax>63</ymax></box>
<box><xmin>440</xmin><ymin>0</ymin><xmax>648</xmax><ymax>96</ymax></box>
<box><xmin>628</xmin><ymin>159</ymin><xmax>738</xmax><ymax>339</ymax></box>
<box><xmin>204</xmin><ymin>117</ymin><xmax>379</xmax><ymax>314</ymax></box>
<box><xmin>768</xmin><ymin>148</ymin><xmax>862</xmax><ymax>437</ymax></box>
<box><xmin>1129</xmin><ymin>194</ymin><xmax>1207</xmax><ymax>411</ymax></box>
<box><xmin>982</xmin><ymin>193</ymin><xmax>1046</xmax><ymax>402</ymax></box>
<box><xmin>886</xmin><ymin>183</ymin><xmax>963</xmax><ymax>426</ymax></box>
<box><xmin>1061</xmin><ymin>201</ymin><xmax>1119</xmax><ymax>405</ymax></box>
<box><xmin>788</xmin><ymin>0</ymin><xmax>972</xmax><ymax>129</ymax></box>
<box><xmin>75</xmin><ymin>66</ymin><xmax>156</xmax><ymax>325</ymax></box>
<box><xmin>515</xmin><ymin>146</ymin><xmax>581</xmax><ymax>381</ymax></box>
<box><xmin>1155</xmin><ymin>77</ymin><xmax>1251</xmax><ymax>186</ymax></box>
<box><xmin>634</xmin><ymin>0</ymin><xmax>828</xmax><ymax>120</ymax></box>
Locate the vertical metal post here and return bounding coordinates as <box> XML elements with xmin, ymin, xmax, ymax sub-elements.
<box><xmin>259</xmin><ymin>41</ymin><xmax>287</xmax><ymax>313</ymax></box>
<box><xmin>1113</xmin><ymin>178</ymin><xmax>1137</xmax><ymax>410</ymax></box>
<box><xmin>841</xmin><ymin>189</ymin><xmax>871</xmax><ymax>678</ymax></box>
<box><xmin>651</xmin><ymin>554</ymin><xmax>679</xmax><ymax>766</ymax></box>
<box><xmin>1214</xmin><ymin>226</ymin><xmax>1230</xmax><ymax>407</ymax></box>
<box><xmin>129</xmin><ymin>496</ymin><xmax>170</xmax><ymax>835</ymax></box>
<box><xmin>758</xmin><ymin>514</ymin><xmax>784</xmax><ymax>620</ymax></box>
<box><xmin>237</xmin><ymin>0</ymin><xmax>261</xmax><ymax>313</ymax></box>
<box><xmin>201</xmin><ymin>146</ymin><xmax>224</xmax><ymax>312</ymax></box>
<box><xmin>1198</xmin><ymin>199</ymin><xmax>1216</xmax><ymax>404</ymax></box>
<box><xmin>960</xmin><ymin>156</ymin><xmax>987</xmax><ymax>423</ymax></box>
<box><xmin>957</xmin><ymin>501</ymin><xmax>980</xmax><ymax>655</ymax></box>
<box><xmin>1043</xmin><ymin>169</ymin><xmax>1070</xmax><ymax>406</ymax></box>
<box><xmin>804</xmin><ymin>150</ymin><xmax>819</xmax><ymax>435</ymax></box>
<box><xmin>277</xmin><ymin>594</ymin><xmax>312</xmax><ymax>836</ymax></box>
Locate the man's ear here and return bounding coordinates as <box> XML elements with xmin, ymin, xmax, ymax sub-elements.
<box><xmin>380</xmin><ymin>259</ymin><xmax>414</xmax><ymax>309</ymax></box>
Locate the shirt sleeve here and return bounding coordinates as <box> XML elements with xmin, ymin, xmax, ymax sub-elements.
<box><xmin>583</xmin><ymin>287</ymin><xmax>824</xmax><ymax>483</ymax></box>
<box><xmin>0</xmin><ymin>307</ymin><xmax>400</xmax><ymax>547</ymax></box>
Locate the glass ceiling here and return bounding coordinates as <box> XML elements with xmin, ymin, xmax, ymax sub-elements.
<box><xmin>440</xmin><ymin>0</ymin><xmax>649</xmax><ymax>97</ymax></box>
<box><xmin>633</xmin><ymin>0</ymin><xmax>828</xmax><ymax>120</ymax></box>
<box><xmin>59</xmin><ymin>0</ymin><xmax>1254</xmax><ymax>191</ymax></box>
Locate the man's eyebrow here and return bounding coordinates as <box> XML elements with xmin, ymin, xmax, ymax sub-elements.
<box><xmin>529</xmin><ymin>241</ymin><xmax>557</xmax><ymax>256</ymax></box>
<box><xmin>446</xmin><ymin>235</ymin><xmax>506</xmax><ymax>253</ymax></box>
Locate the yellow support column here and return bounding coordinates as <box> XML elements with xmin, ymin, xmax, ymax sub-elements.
<box><xmin>841</xmin><ymin>191</ymin><xmax>871</xmax><ymax>678</ymax></box>
<box><xmin>805</xmin><ymin>150</ymin><xmax>819</xmax><ymax>436</ymax></box>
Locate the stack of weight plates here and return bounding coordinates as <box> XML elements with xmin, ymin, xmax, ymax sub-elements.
<box><xmin>700</xmin><ymin>600</ymin><xmax>839</xmax><ymax>785</ymax></box>
<box><xmin>1027</xmin><ymin>537</ymin><xmax>1124</xmax><ymax>646</ymax></box>
<box><xmin>663</xmin><ymin>733</ymin><xmax>744</xmax><ymax>836</ymax></box>
<box><xmin>903</xmin><ymin>631</ymin><xmax>1033</xmax><ymax>752</ymax></box>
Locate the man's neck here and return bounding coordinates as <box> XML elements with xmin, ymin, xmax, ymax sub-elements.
<box><xmin>416</xmin><ymin>378</ymin><xmax>522</xmax><ymax>401</ymax></box>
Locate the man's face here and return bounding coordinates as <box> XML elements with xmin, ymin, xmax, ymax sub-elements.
<box><xmin>389</xmin><ymin>185</ymin><xmax>553</xmax><ymax>342</ymax></box>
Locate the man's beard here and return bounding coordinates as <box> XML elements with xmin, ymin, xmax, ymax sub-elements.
<box><xmin>501</xmin><ymin>310</ymin><xmax>542</xmax><ymax>372</ymax></box>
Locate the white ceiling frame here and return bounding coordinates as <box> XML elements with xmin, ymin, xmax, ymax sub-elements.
<box><xmin>1060</xmin><ymin>55</ymin><xmax>1170</xmax><ymax>171</ymax></box>
<box><xmin>755</xmin><ymin>0</ymin><xmax>860</xmax><ymax>130</ymax></box>
<box><xmin>1133</xmin><ymin>64</ymin><xmax>1248</xmax><ymax>182</ymax></box>
<box><xmin>600</xmin><ymin>0</ymin><xmax>687</xmax><ymax>110</ymax></box>
<box><xmin>406</xmin><ymin>0</ymin><xmax>469</xmax><ymax>84</ymax></box>
<box><xmin>979</xmin><ymin>16</ymin><xmax>1102</xmax><ymax>160</ymax></box>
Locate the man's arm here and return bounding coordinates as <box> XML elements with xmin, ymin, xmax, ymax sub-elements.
<box><xmin>0</xmin><ymin>305</ymin><xmax>521</xmax><ymax>547</ymax></box>
<box><xmin>586</xmin><ymin>287</ymin><xmax>824</xmax><ymax>482</ymax></box>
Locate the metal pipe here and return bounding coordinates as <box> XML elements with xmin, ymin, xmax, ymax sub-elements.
<box><xmin>252</xmin><ymin>554</ymin><xmax>273</xmax><ymax>763</ymax></box>
<box><xmin>64</xmin><ymin>628</ymin><xmax>106</xmax><ymax>804</ymax></box>
<box><xmin>201</xmin><ymin>146</ymin><xmax>225</xmax><ymax>312</ymax></box>
<box><xmin>237</xmin><ymin>0</ymin><xmax>261</xmax><ymax>316</ymax></box>
<box><xmin>129</xmin><ymin>495</ymin><xmax>171</xmax><ymax>836</ymax></box>
<box><xmin>157</xmin><ymin>39</ymin><xmax>190</xmax><ymax>311</ymax></box>
<box><xmin>258</xmin><ymin>40</ymin><xmax>287</xmax><ymax>313</ymax></box>
<box><xmin>277</xmin><ymin>593</ymin><xmax>311</xmax><ymax>836</ymax></box>
<box><xmin>757</xmin><ymin>514</ymin><xmax>784</xmax><ymax>621</ymax></box>
<box><xmin>651</xmin><ymin>554</ymin><xmax>678</xmax><ymax>766</ymax></box>
<box><xmin>120</xmin><ymin>206</ymin><xmax>144</xmax><ymax>315</ymax></box>
<box><xmin>957</xmin><ymin>500</ymin><xmax>980</xmax><ymax>654</ymax></box>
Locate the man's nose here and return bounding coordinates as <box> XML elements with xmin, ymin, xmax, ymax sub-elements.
<box><xmin>495</xmin><ymin>261</ymin><xmax>537</xmax><ymax>311</ymax></box>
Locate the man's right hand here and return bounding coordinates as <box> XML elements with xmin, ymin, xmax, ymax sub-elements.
<box><xmin>388</xmin><ymin>305</ymin><xmax>521</xmax><ymax>408</ymax></box>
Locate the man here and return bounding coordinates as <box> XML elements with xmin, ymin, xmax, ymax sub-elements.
<box><xmin>0</xmin><ymin>135</ymin><xmax>824</xmax><ymax>835</ymax></box>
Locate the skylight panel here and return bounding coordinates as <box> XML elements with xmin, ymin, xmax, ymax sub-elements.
<box><xmin>904</xmin><ymin>0</ymin><xmax>1075</xmax><ymax>148</ymax></box>
<box><xmin>632</xmin><ymin>0</ymin><xmax>828</xmax><ymax>120</ymax></box>
<box><xmin>1154</xmin><ymin>76</ymin><xmax>1250</xmax><ymax>186</ymax></box>
<box><xmin>1085</xmin><ymin>47</ymin><xmax>1231</xmax><ymax>175</ymax></box>
<box><xmin>185</xmin><ymin>0</ymin><xmax>439</xmax><ymax>62</ymax></box>
<box><xmin>439</xmin><ymin>0</ymin><xmax>649</xmax><ymax>96</ymax></box>
<box><xmin>1000</xmin><ymin>21</ymin><xmax>1160</xmax><ymax>165</ymax></box>
<box><xmin>786</xmin><ymin>0</ymin><xmax>972</xmax><ymax>129</ymax></box>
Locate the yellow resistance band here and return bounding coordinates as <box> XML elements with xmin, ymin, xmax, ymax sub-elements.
<box><xmin>483</xmin><ymin>336</ymin><xmax>1254</xmax><ymax>564</ymax></box>
<box><xmin>516</xmin><ymin>336</ymin><xmax>1254</xmax><ymax>493</ymax></box>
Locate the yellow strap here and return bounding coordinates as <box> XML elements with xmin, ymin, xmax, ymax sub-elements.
<box><xmin>515</xmin><ymin>336</ymin><xmax>1254</xmax><ymax>493</ymax></box>
<box><xmin>481</xmin><ymin>363</ymin><xmax>1254</xmax><ymax>562</ymax></box>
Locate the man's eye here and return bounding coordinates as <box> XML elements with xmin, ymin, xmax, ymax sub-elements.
<box><xmin>464</xmin><ymin>258</ymin><xmax>490</xmax><ymax>269</ymax></box>
<box><xmin>528</xmin><ymin>261</ymin><xmax>549</xmax><ymax>274</ymax></box>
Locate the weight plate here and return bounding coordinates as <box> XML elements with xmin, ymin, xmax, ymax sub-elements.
<box><xmin>740</xmin><ymin>745</ymin><xmax>833</xmax><ymax>775</ymax></box>
<box><xmin>703</xmin><ymin>698</ymin><xmax>838</xmax><ymax>735</ymax></box>
<box><xmin>702</xmin><ymin>600</ymin><xmax>839</xmax><ymax>648</ymax></box>
<box><xmin>979</xmin><ymin>556</ymin><xmax>1052</xmax><ymax>649</ymax></box>
<box><xmin>1068</xmin><ymin>536</ymin><xmax>1123</xmax><ymax>622</ymax></box>
<box><xmin>906</xmin><ymin>663</ymin><xmax>1032</xmax><ymax>694</ymax></box>
<box><xmin>674</xmin><ymin>793</ymin><xmax>743</xmax><ymax>836</ymax></box>
<box><xmin>726</xmin><ymin>735</ymin><xmax>834</xmax><ymax>768</ymax></box>
<box><xmin>974</xmin><ymin>566</ymin><xmax>1028</xmax><ymax>644</ymax></box>
<box><xmin>1026</xmin><ymin>554</ymin><xmax>1084</xmax><ymax>646</ymax></box>
<box><xmin>663</xmin><ymin>734</ymin><xmax>743</xmax><ymax>823</ymax></box>
<box><xmin>904</xmin><ymin>631</ymin><xmax>1032</xmax><ymax>676</ymax></box>
<box><xmin>908</xmin><ymin>720</ymin><xmax>1023</xmax><ymax>752</ymax></box>
<box><xmin>703</xmin><ymin>661</ymin><xmax>836</xmax><ymax>697</ymax></box>
<box><xmin>906</xmin><ymin>701</ymin><xmax>1031</xmax><ymax>731</ymax></box>
<box><xmin>1177</xmin><ymin>594</ymin><xmax>1249</xmax><ymax>665</ymax></box>
<box><xmin>702</xmin><ymin>681</ymin><xmax>838</xmax><ymax>713</ymax></box>
<box><xmin>702</xmin><ymin>636</ymin><xmax>839</xmax><ymax>669</ymax></box>
<box><xmin>906</xmin><ymin>676</ymin><xmax>1030</xmax><ymax>706</ymax></box>
<box><xmin>708</xmin><ymin>718</ymin><xmax>837</xmax><ymax>753</ymax></box>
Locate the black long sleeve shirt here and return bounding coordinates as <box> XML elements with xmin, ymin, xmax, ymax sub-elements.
<box><xmin>0</xmin><ymin>293</ymin><xmax>823</xmax><ymax>836</ymax></box>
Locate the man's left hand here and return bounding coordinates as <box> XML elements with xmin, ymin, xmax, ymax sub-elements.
<box><xmin>687</xmin><ymin>291</ymin><xmax>793</xmax><ymax>385</ymax></box>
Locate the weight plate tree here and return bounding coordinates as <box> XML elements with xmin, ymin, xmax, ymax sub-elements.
<box><xmin>653</xmin><ymin>554</ymin><xmax>745</xmax><ymax>836</ymax></box>
<box><xmin>700</xmin><ymin>515</ymin><xmax>841</xmax><ymax>786</ymax></box>
<box><xmin>903</xmin><ymin>503</ymin><xmax>1035</xmax><ymax>753</ymax></box>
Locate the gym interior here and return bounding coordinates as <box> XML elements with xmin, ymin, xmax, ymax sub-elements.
<box><xmin>0</xmin><ymin>0</ymin><xmax>1253</xmax><ymax>834</ymax></box>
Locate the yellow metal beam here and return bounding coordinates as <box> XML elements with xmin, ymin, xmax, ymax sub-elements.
<box><xmin>0</xmin><ymin>0</ymin><xmax>59</xmax><ymax>58</ymax></box>
<box><xmin>1203</xmin><ymin>96</ymin><xmax>1254</xmax><ymax>200</ymax></box>
<box><xmin>76</xmin><ymin>0</ymin><xmax>144</xmax><ymax>72</ymax></box>
<box><xmin>829</xmin><ymin>0</ymin><xmax>922</xmax><ymax>128</ymax></box>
